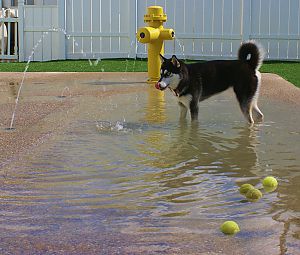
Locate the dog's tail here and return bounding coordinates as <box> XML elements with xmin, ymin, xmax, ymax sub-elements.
<box><xmin>238</xmin><ymin>41</ymin><xmax>264</xmax><ymax>70</ymax></box>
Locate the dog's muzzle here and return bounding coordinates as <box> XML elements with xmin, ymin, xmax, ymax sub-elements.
<box><xmin>155</xmin><ymin>81</ymin><xmax>168</xmax><ymax>91</ymax></box>
<box><xmin>155</xmin><ymin>82</ymin><xmax>162</xmax><ymax>90</ymax></box>
<box><xmin>155</xmin><ymin>82</ymin><xmax>179</xmax><ymax>96</ymax></box>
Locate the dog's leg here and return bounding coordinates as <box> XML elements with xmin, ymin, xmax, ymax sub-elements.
<box><xmin>252</xmin><ymin>102</ymin><xmax>264</xmax><ymax>122</ymax></box>
<box><xmin>190</xmin><ymin>100</ymin><xmax>199</xmax><ymax>121</ymax></box>
<box><xmin>179</xmin><ymin>102</ymin><xmax>188</xmax><ymax>120</ymax></box>
<box><xmin>178</xmin><ymin>94</ymin><xmax>193</xmax><ymax>120</ymax></box>
<box><xmin>235</xmin><ymin>92</ymin><xmax>255</xmax><ymax>124</ymax></box>
<box><xmin>251</xmin><ymin>71</ymin><xmax>264</xmax><ymax>122</ymax></box>
<box><xmin>234</xmin><ymin>78</ymin><xmax>259</xmax><ymax>124</ymax></box>
<box><xmin>242</xmin><ymin>102</ymin><xmax>254</xmax><ymax>124</ymax></box>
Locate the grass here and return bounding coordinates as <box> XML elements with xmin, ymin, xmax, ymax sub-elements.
<box><xmin>0</xmin><ymin>59</ymin><xmax>299</xmax><ymax>87</ymax></box>
<box><xmin>0</xmin><ymin>59</ymin><xmax>148</xmax><ymax>73</ymax></box>
<box><xmin>260</xmin><ymin>61</ymin><xmax>300</xmax><ymax>87</ymax></box>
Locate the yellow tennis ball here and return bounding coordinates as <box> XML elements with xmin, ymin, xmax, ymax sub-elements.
<box><xmin>262</xmin><ymin>176</ymin><xmax>278</xmax><ymax>188</ymax></box>
<box><xmin>220</xmin><ymin>221</ymin><xmax>240</xmax><ymax>235</ymax></box>
<box><xmin>239</xmin><ymin>184</ymin><xmax>254</xmax><ymax>195</ymax></box>
<box><xmin>246</xmin><ymin>188</ymin><xmax>262</xmax><ymax>201</ymax></box>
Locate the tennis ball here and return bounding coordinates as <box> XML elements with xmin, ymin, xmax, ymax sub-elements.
<box><xmin>220</xmin><ymin>221</ymin><xmax>240</xmax><ymax>235</ymax></box>
<box><xmin>239</xmin><ymin>183</ymin><xmax>254</xmax><ymax>195</ymax></box>
<box><xmin>262</xmin><ymin>176</ymin><xmax>278</xmax><ymax>188</ymax></box>
<box><xmin>246</xmin><ymin>188</ymin><xmax>262</xmax><ymax>201</ymax></box>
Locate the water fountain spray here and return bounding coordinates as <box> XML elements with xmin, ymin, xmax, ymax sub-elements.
<box><xmin>6</xmin><ymin>27</ymin><xmax>91</xmax><ymax>130</ymax></box>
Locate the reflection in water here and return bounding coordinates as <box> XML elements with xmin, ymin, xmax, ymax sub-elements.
<box><xmin>141</xmin><ymin>121</ymin><xmax>260</xmax><ymax>172</ymax></box>
<box><xmin>0</xmin><ymin>82</ymin><xmax>20</xmax><ymax>103</ymax></box>
<box><xmin>9</xmin><ymin>82</ymin><xmax>19</xmax><ymax>99</ymax></box>
<box><xmin>271</xmin><ymin>174</ymin><xmax>300</xmax><ymax>254</ymax></box>
<box><xmin>1</xmin><ymin>120</ymin><xmax>264</xmax><ymax>221</ymax></box>
<box><xmin>144</xmin><ymin>86</ymin><xmax>166</xmax><ymax>123</ymax></box>
<box><xmin>137</xmin><ymin>120</ymin><xmax>263</xmax><ymax>219</ymax></box>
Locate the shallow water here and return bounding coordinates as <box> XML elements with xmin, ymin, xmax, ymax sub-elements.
<box><xmin>0</xmin><ymin>79</ymin><xmax>300</xmax><ymax>254</ymax></box>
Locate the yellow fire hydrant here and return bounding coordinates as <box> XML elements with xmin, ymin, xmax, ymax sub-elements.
<box><xmin>136</xmin><ymin>6</ymin><xmax>175</xmax><ymax>84</ymax></box>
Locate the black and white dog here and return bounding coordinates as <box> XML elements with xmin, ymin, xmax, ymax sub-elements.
<box><xmin>155</xmin><ymin>41</ymin><xmax>264</xmax><ymax>124</ymax></box>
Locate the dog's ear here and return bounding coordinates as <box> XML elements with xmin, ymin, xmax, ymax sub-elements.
<box><xmin>160</xmin><ymin>54</ymin><xmax>166</xmax><ymax>63</ymax></box>
<box><xmin>171</xmin><ymin>55</ymin><xmax>180</xmax><ymax>68</ymax></box>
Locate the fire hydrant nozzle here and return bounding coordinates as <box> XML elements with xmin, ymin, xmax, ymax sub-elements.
<box><xmin>136</xmin><ymin>6</ymin><xmax>175</xmax><ymax>84</ymax></box>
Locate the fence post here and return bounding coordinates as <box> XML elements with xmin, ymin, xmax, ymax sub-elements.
<box><xmin>129</xmin><ymin>0</ymin><xmax>137</xmax><ymax>58</ymax></box>
<box><xmin>242</xmin><ymin>0</ymin><xmax>251</xmax><ymax>42</ymax></box>
<box><xmin>18</xmin><ymin>0</ymin><xmax>24</xmax><ymax>62</ymax></box>
<box><xmin>57</xmin><ymin>0</ymin><xmax>66</xmax><ymax>60</ymax></box>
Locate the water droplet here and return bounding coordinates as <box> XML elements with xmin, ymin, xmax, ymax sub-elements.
<box><xmin>113</xmin><ymin>121</ymin><xmax>124</xmax><ymax>131</ymax></box>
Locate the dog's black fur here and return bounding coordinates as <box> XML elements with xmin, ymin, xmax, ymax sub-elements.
<box><xmin>156</xmin><ymin>41</ymin><xmax>264</xmax><ymax>123</ymax></box>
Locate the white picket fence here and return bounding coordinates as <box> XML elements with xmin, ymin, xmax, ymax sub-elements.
<box><xmin>1</xmin><ymin>0</ymin><xmax>300</xmax><ymax>62</ymax></box>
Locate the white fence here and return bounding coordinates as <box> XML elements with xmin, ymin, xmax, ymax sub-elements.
<box><xmin>2</xmin><ymin>0</ymin><xmax>300</xmax><ymax>61</ymax></box>
<box><xmin>65</xmin><ymin>0</ymin><xmax>136</xmax><ymax>59</ymax></box>
<box><xmin>137</xmin><ymin>0</ymin><xmax>245</xmax><ymax>59</ymax></box>
<box><xmin>136</xmin><ymin>0</ymin><xmax>300</xmax><ymax>60</ymax></box>
<box><xmin>250</xmin><ymin>0</ymin><xmax>300</xmax><ymax>60</ymax></box>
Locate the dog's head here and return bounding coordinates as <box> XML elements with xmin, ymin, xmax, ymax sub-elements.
<box><xmin>155</xmin><ymin>55</ymin><xmax>182</xmax><ymax>92</ymax></box>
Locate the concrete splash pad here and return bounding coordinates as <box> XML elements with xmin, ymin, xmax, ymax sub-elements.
<box><xmin>0</xmin><ymin>72</ymin><xmax>299</xmax><ymax>254</ymax></box>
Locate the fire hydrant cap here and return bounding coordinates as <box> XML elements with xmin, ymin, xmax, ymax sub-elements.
<box><xmin>144</xmin><ymin>6</ymin><xmax>167</xmax><ymax>22</ymax></box>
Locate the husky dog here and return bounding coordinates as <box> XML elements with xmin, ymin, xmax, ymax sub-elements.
<box><xmin>155</xmin><ymin>41</ymin><xmax>264</xmax><ymax>124</ymax></box>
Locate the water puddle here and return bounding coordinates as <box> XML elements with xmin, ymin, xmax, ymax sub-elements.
<box><xmin>0</xmin><ymin>79</ymin><xmax>299</xmax><ymax>254</ymax></box>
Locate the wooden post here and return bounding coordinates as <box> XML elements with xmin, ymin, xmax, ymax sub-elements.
<box><xmin>18</xmin><ymin>0</ymin><xmax>25</xmax><ymax>61</ymax></box>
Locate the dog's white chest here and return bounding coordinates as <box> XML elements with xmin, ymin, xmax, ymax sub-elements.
<box><xmin>178</xmin><ymin>94</ymin><xmax>192</xmax><ymax>109</ymax></box>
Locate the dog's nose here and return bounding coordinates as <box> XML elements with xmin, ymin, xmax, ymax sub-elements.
<box><xmin>155</xmin><ymin>82</ymin><xmax>161</xmax><ymax>90</ymax></box>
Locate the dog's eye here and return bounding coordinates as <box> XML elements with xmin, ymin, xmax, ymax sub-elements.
<box><xmin>165</xmin><ymin>71</ymin><xmax>171</xmax><ymax>77</ymax></box>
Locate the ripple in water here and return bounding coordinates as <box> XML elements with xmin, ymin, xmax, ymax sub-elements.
<box><xmin>96</xmin><ymin>120</ymin><xmax>143</xmax><ymax>134</ymax></box>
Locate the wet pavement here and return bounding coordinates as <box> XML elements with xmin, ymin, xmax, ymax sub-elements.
<box><xmin>0</xmin><ymin>72</ymin><xmax>299</xmax><ymax>255</ymax></box>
